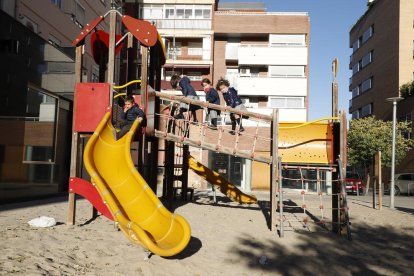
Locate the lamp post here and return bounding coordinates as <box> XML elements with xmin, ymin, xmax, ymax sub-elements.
<box><xmin>385</xmin><ymin>97</ymin><xmax>403</xmax><ymax>209</ymax></box>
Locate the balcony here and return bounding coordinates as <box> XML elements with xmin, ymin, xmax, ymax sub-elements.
<box><xmin>238</xmin><ymin>44</ymin><xmax>307</xmax><ymax>65</ymax></box>
<box><xmin>229</xmin><ymin>75</ymin><xmax>307</xmax><ymax>96</ymax></box>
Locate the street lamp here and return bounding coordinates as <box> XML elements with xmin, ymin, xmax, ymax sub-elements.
<box><xmin>385</xmin><ymin>96</ymin><xmax>403</xmax><ymax>209</ymax></box>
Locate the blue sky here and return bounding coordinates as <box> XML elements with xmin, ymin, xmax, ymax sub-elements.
<box><xmin>221</xmin><ymin>0</ymin><xmax>369</xmax><ymax>120</ymax></box>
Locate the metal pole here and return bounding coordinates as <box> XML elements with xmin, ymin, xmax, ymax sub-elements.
<box><xmin>386</xmin><ymin>96</ymin><xmax>403</xmax><ymax>209</ymax></box>
<box><xmin>390</xmin><ymin>100</ymin><xmax>397</xmax><ymax>209</ymax></box>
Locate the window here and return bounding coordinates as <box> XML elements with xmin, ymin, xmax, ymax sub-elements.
<box><xmin>143</xmin><ymin>4</ymin><xmax>163</xmax><ymax>19</ymax></box>
<box><xmin>352</xmin><ymin>110</ymin><xmax>359</xmax><ymax>119</ymax></box>
<box><xmin>269</xmin><ymin>97</ymin><xmax>304</xmax><ymax>108</ymax></box>
<box><xmin>361</xmin><ymin>51</ymin><xmax>373</xmax><ymax>68</ymax></box>
<box><xmin>352</xmin><ymin>51</ymin><xmax>373</xmax><ymax>75</ymax></box>
<box><xmin>352</xmin><ymin>63</ymin><xmax>359</xmax><ymax>75</ymax></box>
<box><xmin>165</xmin><ymin>5</ymin><xmax>175</xmax><ymax>18</ymax></box>
<box><xmin>351</xmin><ymin>86</ymin><xmax>359</xmax><ymax>98</ymax></box>
<box><xmin>74</xmin><ymin>1</ymin><xmax>85</xmax><ymax>29</ymax></box>
<box><xmin>352</xmin><ymin>40</ymin><xmax>359</xmax><ymax>52</ymax></box>
<box><xmin>361</xmin><ymin>25</ymin><xmax>373</xmax><ymax>44</ymax></box>
<box><xmin>361</xmin><ymin>77</ymin><xmax>373</xmax><ymax>92</ymax></box>
<box><xmin>352</xmin><ymin>25</ymin><xmax>373</xmax><ymax>52</ymax></box>
<box><xmin>360</xmin><ymin>103</ymin><xmax>373</xmax><ymax>117</ymax></box>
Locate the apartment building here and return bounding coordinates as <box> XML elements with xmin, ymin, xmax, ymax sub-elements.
<box><xmin>214</xmin><ymin>2</ymin><xmax>310</xmax><ymax>122</ymax></box>
<box><xmin>0</xmin><ymin>0</ymin><xmax>111</xmax><ymax>203</ymax></box>
<box><xmin>349</xmin><ymin>0</ymin><xmax>414</xmax><ymax>172</ymax></box>
<box><xmin>137</xmin><ymin>0</ymin><xmax>215</xmax><ymax>91</ymax></box>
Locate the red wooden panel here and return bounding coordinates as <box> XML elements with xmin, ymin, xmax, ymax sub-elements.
<box><xmin>74</xmin><ymin>83</ymin><xmax>110</xmax><ymax>133</ymax></box>
<box><xmin>69</xmin><ymin>177</ymin><xmax>113</xmax><ymax>221</ymax></box>
<box><xmin>72</xmin><ymin>16</ymin><xmax>104</xmax><ymax>46</ymax></box>
<box><xmin>121</xmin><ymin>15</ymin><xmax>157</xmax><ymax>47</ymax></box>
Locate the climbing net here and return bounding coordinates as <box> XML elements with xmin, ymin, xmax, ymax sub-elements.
<box><xmin>277</xmin><ymin>164</ymin><xmax>350</xmax><ymax>237</ymax></box>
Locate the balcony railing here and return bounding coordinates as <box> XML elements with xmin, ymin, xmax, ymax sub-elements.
<box><xmin>148</xmin><ymin>19</ymin><xmax>211</xmax><ymax>30</ymax></box>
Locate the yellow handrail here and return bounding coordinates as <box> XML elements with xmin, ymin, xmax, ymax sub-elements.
<box><xmin>279</xmin><ymin>117</ymin><xmax>340</xmax><ymax>129</ymax></box>
<box><xmin>113</xmin><ymin>92</ymin><xmax>126</xmax><ymax>99</ymax></box>
<box><xmin>113</xmin><ymin>80</ymin><xmax>141</xmax><ymax>89</ymax></box>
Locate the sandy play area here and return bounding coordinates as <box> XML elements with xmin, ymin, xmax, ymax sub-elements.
<box><xmin>1</xmin><ymin>191</ymin><xmax>413</xmax><ymax>276</ymax></box>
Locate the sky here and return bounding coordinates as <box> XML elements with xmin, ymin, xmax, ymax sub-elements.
<box><xmin>221</xmin><ymin>0</ymin><xmax>369</xmax><ymax>120</ymax></box>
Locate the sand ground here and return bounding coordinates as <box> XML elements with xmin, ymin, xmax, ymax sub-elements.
<box><xmin>0</xmin><ymin>191</ymin><xmax>413</xmax><ymax>276</ymax></box>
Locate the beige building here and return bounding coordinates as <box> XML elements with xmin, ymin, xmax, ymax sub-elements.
<box><xmin>349</xmin><ymin>0</ymin><xmax>414</xmax><ymax>173</ymax></box>
<box><xmin>214</xmin><ymin>2</ymin><xmax>310</xmax><ymax>122</ymax></box>
<box><xmin>137</xmin><ymin>0</ymin><xmax>215</xmax><ymax>91</ymax></box>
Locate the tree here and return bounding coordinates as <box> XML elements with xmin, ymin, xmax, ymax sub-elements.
<box><xmin>348</xmin><ymin>116</ymin><xmax>413</xmax><ymax>169</ymax></box>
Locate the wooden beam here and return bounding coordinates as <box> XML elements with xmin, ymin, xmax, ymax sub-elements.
<box><xmin>66</xmin><ymin>46</ymin><xmax>83</xmax><ymax>225</ymax></box>
<box><xmin>153</xmin><ymin>91</ymin><xmax>273</xmax><ymax>122</ymax></box>
<box><xmin>107</xmin><ymin>9</ymin><xmax>117</xmax><ymax>107</ymax></box>
<box><xmin>271</xmin><ymin>109</ymin><xmax>279</xmax><ymax>233</ymax></box>
<box><xmin>154</xmin><ymin>130</ymin><xmax>272</xmax><ymax>164</ymax></box>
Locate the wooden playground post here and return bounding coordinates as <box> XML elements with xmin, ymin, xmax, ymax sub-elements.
<box><xmin>66</xmin><ymin>46</ymin><xmax>83</xmax><ymax>225</ymax></box>
<box><xmin>374</xmin><ymin>151</ymin><xmax>382</xmax><ymax>210</ymax></box>
<box><xmin>107</xmin><ymin>8</ymin><xmax>117</xmax><ymax>107</ymax></box>
<box><xmin>270</xmin><ymin>109</ymin><xmax>279</xmax><ymax>232</ymax></box>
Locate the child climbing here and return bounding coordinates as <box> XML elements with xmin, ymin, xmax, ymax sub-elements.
<box><xmin>216</xmin><ymin>78</ymin><xmax>247</xmax><ymax>135</ymax></box>
<box><xmin>170</xmin><ymin>74</ymin><xmax>200</xmax><ymax>122</ymax></box>
<box><xmin>201</xmin><ymin>78</ymin><xmax>220</xmax><ymax>129</ymax></box>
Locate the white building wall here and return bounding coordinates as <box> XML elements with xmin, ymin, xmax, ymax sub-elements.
<box><xmin>238</xmin><ymin>46</ymin><xmax>307</xmax><ymax>65</ymax></box>
<box><xmin>234</xmin><ymin>77</ymin><xmax>307</xmax><ymax>96</ymax></box>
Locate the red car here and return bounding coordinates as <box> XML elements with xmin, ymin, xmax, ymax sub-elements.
<box><xmin>345</xmin><ymin>172</ymin><xmax>364</xmax><ymax>194</ymax></box>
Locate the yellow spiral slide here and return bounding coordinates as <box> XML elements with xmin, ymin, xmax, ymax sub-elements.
<box><xmin>188</xmin><ymin>155</ymin><xmax>257</xmax><ymax>204</ymax></box>
<box><xmin>83</xmin><ymin>111</ymin><xmax>191</xmax><ymax>257</ymax></box>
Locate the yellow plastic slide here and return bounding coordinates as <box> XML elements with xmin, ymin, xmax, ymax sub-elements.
<box><xmin>188</xmin><ymin>155</ymin><xmax>257</xmax><ymax>204</ymax></box>
<box><xmin>83</xmin><ymin>111</ymin><xmax>191</xmax><ymax>257</ymax></box>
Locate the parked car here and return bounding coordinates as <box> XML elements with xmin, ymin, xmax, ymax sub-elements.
<box><xmin>388</xmin><ymin>173</ymin><xmax>414</xmax><ymax>196</ymax></box>
<box><xmin>345</xmin><ymin>172</ymin><xmax>364</xmax><ymax>194</ymax></box>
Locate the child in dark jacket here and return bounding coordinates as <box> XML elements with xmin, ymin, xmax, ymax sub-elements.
<box><xmin>170</xmin><ymin>74</ymin><xmax>200</xmax><ymax>121</ymax></box>
<box><xmin>201</xmin><ymin>78</ymin><xmax>220</xmax><ymax>129</ymax></box>
<box><xmin>216</xmin><ymin>78</ymin><xmax>246</xmax><ymax>134</ymax></box>
<box><xmin>113</xmin><ymin>95</ymin><xmax>146</xmax><ymax>140</ymax></box>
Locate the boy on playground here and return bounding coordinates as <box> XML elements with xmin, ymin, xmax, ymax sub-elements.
<box><xmin>201</xmin><ymin>78</ymin><xmax>220</xmax><ymax>129</ymax></box>
<box><xmin>113</xmin><ymin>95</ymin><xmax>146</xmax><ymax>140</ymax></box>
<box><xmin>170</xmin><ymin>74</ymin><xmax>200</xmax><ymax>122</ymax></box>
<box><xmin>216</xmin><ymin>78</ymin><xmax>247</xmax><ymax>134</ymax></box>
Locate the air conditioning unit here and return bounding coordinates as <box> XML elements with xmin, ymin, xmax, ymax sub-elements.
<box><xmin>239</xmin><ymin>68</ymin><xmax>250</xmax><ymax>77</ymax></box>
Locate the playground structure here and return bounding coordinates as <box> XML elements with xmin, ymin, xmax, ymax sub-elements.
<box><xmin>66</xmin><ymin>4</ymin><xmax>350</xmax><ymax>257</ymax></box>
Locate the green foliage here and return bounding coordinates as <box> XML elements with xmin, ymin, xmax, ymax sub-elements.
<box><xmin>348</xmin><ymin>116</ymin><xmax>413</xmax><ymax>168</ymax></box>
<box><xmin>399</xmin><ymin>81</ymin><xmax>414</xmax><ymax>98</ymax></box>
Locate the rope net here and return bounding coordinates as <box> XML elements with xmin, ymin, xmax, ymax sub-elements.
<box><xmin>278</xmin><ymin>165</ymin><xmax>349</xmax><ymax>233</ymax></box>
